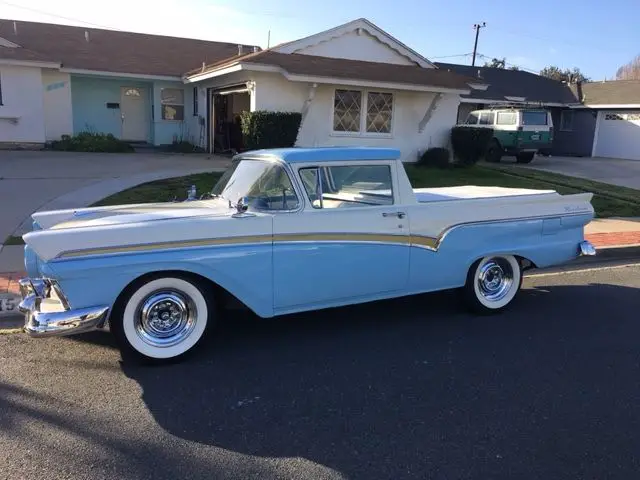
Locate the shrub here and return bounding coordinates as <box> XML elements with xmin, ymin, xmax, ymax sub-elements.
<box><xmin>450</xmin><ymin>126</ymin><xmax>493</xmax><ymax>166</ymax></box>
<box><xmin>240</xmin><ymin>111</ymin><xmax>302</xmax><ymax>150</ymax></box>
<box><xmin>417</xmin><ymin>147</ymin><xmax>451</xmax><ymax>168</ymax></box>
<box><xmin>50</xmin><ymin>132</ymin><xmax>134</xmax><ymax>153</ymax></box>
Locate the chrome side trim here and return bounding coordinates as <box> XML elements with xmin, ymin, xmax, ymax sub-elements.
<box><xmin>52</xmin><ymin>211</ymin><xmax>594</xmax><ymax>259</ymax></box>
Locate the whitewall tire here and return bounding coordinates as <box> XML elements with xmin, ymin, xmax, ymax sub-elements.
<box><xmin>112</xmin><ymin>276</ymin><xmax>213</xmax><ymax>362</ymax></box>
<box><xmin>463</xmin><ymin>255</ymin><xmax>522</xmax><ymax>314</ymax></box>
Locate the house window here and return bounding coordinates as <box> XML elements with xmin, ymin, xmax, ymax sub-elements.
<box><xmin>193</xmin><ymin>87</ymin><xmax>198</xmax><ymax>116</ymax></box>
<box><xmin>366</xmin><ymin>92</ymin><xmax>393</xmax><ymax>133</ymax></box>
<box><xmin>560</xmin><ymin>110</ymin><xmax>574</xmax><ymax>131</ymax></box>
<box><xmin>333</xmin><ymin>89</ymin><xmax>362</xmax><ymax>132</ymax></box>
<box><xmin>478</xmin><ymin>111</ymin><xmax>495</xmax><ymax>125</ymax></box>
<box><xmin>124</xmin><ymin>88</ymin><xmax>141</xmax><ymax>97</ymax></box>
<box><xmin>160</xmin><ymin>88</ymin><xmax>185</xmax><ymax>121</ymax></box>
<box><xmin>496</xmin><ymin>112</ymin><xmax>517</xmax><ymax>125</ymax></box>
<box><xmin>333</xmin><ymin>89</ymin><xmax>394</xmax><ymax>134</ymax></box>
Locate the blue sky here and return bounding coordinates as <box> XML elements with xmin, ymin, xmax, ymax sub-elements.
<box><xmin>2</xmin><ymin>0</ymin><xmax>638</xmax><ymax>79</ymax></box>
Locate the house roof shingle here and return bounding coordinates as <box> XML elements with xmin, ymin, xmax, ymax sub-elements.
<box><xmin>573</xmin><ymin>80</ymin><xmax>640</xmax><ymax>105</ymax></box>
<box><xmin>0</xmin><ymin>19</ymin><xmax>259</xmax><ymax>76</ymax></box>
<box><xmin>435</xmin><ymin>62</ymin><xmax>579</xmax><ymax>104</ymax></box>
<box><xmin>189</xmin><ymin>50</ymin><xmax>482</xmax><ymax>91</ymax></box>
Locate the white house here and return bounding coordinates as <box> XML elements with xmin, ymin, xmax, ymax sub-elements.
<box><xmin>185</xmin><ymin>19</ymin><xmax>488</xmax><ymax>162</ymax></box>
<box><xmin>0</xmin><ymin>18</ymin><xmax>487</xmax><ymax>162</ymax></box>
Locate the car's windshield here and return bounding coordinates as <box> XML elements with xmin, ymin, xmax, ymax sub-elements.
<box><xmin>210</xmin><ymin>159</ymin><xmax>299</xmax><ymax>211</ymax></box>
<box><xmin>521</xmin><ymin>110</ymin><xmax>548</xmax><ymax>125</ymax></box>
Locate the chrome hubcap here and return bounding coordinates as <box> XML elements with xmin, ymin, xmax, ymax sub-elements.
<box><xmin>135</xmin><ymin>291</ymin><xmax>197</xmax><ymax>347</ymax></box>
<box><xmin>477</xmin><ymin>258</ymin><xmax>514</xmax><ymax>302</ymax></box>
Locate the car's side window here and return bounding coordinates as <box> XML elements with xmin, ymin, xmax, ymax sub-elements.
<box><xmin>479</xmin><ymin>111</ymin><xmax>495</xmax><ymax>125</ymax></box>
<box><xmin>246</xmin><ymin>163</ymin><xmax>300</xmax><ymax>211</ymax></box>
<box><xmin>465</xmin><ymin>112</ymin><xmax>479</xmax><ymax>125</ymax></box>
<box><xmin>299</xmin><ymin>164</ymin><xmax>394</xmax><ymax>209</ymax></box>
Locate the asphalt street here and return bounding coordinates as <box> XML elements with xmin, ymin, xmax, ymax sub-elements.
<box><xmin>1</xmin><ymin>262</ymin><xmax>639</xmax><ymax>480</ymax></box>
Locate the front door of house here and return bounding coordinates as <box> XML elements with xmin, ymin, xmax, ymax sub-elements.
<box><xmin>120</xmin><ymin>87</ymin><xmax>148</xmax><ymax>141</ymax></box>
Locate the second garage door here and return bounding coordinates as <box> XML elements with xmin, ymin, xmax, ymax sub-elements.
<box><xmin>593</xmin><ymin>111</ymin><xmax>640</xmax><ymax>160</ymax></box>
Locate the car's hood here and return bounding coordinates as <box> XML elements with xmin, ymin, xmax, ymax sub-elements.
<box><xmin>31</xmin><ymin>199</ymin><xmax>232</xmax><ymax>231</ymax></box>
<box><xmin>23</xmin><ymin>199</ymin><xmax>275</xmax><ymax>262</ymax></box>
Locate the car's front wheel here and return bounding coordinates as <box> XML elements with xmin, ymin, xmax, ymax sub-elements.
<box><xmin>462</xmin><ymin>255</ymin><xmax>522</xmax><ymax>314</ymax></box>
<box><xmin>111</xmin><ymin>275</ymin><xmax>214</xmax><ymax>363</ymax></box>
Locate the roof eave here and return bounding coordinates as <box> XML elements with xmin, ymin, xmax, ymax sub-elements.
<box><xmin>0</xmin><ymin>58</ymin><xmax>60</xmax><ymax>68</ymax></box>
<box><xmin>185</xmin><ymin>61</ymin><xmax>472</xmax><ymax>94</ymax></box>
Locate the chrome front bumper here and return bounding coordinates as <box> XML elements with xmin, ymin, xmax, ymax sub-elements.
<box><xmin>18</xmin><ymin>278</ymin><xmax>109</xmax><ymax>338</ymax></box>
<box><xmin>578</xmin><ymin>240</ymin><xmax>597</xmax><ymax>257</ymax></box>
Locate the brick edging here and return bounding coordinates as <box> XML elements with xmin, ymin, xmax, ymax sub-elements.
<box><xmin>585</xmin><ymin>231</ymin><xmax>640</xmax><ymax>248</ymax></box>
<box><xmin>0</xmin><ymin>271</ymin><xmax>26</xmax><ymax>295</ymax></box>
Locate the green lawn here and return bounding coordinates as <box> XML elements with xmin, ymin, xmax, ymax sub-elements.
<box><xmin>91</xmin><ymin>164</ymin><xmax>640</xmax><ymax>219</ymax></box>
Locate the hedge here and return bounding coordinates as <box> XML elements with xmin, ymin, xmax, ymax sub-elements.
<box><xmin>417</xmin><ymin>147</ymin><xmax>451</xmax><ymax>169</ymax></box>
<box><xmin>240</xmin><ymin>111</ymin><xmax>302</xmax><ymax>150</ymax></box>
<box><xmin>450</xmin><ymin>126</ymin><xmax>494</xmax><ymax>166</ymax></box>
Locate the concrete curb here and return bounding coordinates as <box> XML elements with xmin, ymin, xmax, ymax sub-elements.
<box><xmin>2</xmin><ymin>243</ymin><xmax>639</xmax><ymax>332</ymax></box>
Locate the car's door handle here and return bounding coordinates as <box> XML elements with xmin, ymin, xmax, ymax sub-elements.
<box><xmin>382</xmin><ymin>211</ymin><xmax>406</xmax><ymax>219</ymax></box>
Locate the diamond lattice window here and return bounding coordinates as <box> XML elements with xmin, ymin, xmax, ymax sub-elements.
<box><xmin>333</xmin><ymin>90</ymin><xmax>362</xmax><ymax>132</ymax></box>
<box><xmin>366</xmin><ymin>92</ymin><xmax>393</xmax><ymax>133</ymax></box>
<box><xmin>605</xmin><ymin>113</ymin><xmax>624</xmax><ymax>121</ymax></box>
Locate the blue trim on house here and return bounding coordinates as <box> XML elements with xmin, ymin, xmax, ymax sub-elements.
<box><xmin>69</xmin><ymin>75</ymin><xmax>196</xmax><ymax>146</ymax></box>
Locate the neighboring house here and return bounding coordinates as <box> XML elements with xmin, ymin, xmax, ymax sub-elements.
<box><xmin>0</xmin><ymin>18</ymin><xmax>486</xmax><ymax>162</ymax></box>
<box><xmin>567</xmin><ymin>80</ymin><xmax>640</xmax><ymax>160</ymax></box>
<box><xmin>0</xmin><ymin>19</ymin><xmax>259</xmax><ymax>148</ymax></box>
<box><xmin>437</xmin><ymin>62</ymin><xmax>640</xmax><ymax>161</ymax></box>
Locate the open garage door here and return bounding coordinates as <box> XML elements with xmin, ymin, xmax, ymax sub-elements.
<box><xmin>594</xmin><ymin>111</ymin><xmax>640</xmax><ymax>160</ymax></box>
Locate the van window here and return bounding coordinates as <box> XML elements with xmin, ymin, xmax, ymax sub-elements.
<box><xmin>496</xmin><ymin>111</ymin><xmax>517</xmax><ymax>125</ymax></box>
<box><xmin>478</xmin><ymin>111</ymin><xmax>495</xmax><ymax>125</ymax></box>
<box><xmin>465</xmin><ymin>112</ymin><xmax>479</xmax><ymax>124</ymax></box>
<box><xmin>522</xmin><ymin>111</ymin><xmax>548</xmax><ymax>125</ymax></box>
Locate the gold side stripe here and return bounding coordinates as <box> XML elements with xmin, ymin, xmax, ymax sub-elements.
<box><xmin>56</xmin><ymin>232</ymin><xmax>439</xmax><ymax>259</ymax></box>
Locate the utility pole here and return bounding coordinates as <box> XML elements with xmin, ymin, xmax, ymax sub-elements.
<box><xmin>471</xmin><ymin>22</ymin><xmax>486</xmax><ymax>67</ymax></box>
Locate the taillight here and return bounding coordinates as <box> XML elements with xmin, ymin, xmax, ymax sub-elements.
<box><xmin>549</xmin><ymin>126</ymin><xmax>554</xmax><ymax>140</ymax></box>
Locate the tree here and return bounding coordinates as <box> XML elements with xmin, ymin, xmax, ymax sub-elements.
<box><xmin>483</xmin><ymin>57</ymin><xmax>520</xmax><ymax>70</ymax></box>
<box><xmin>616</xmin><ymin>55</ymin><xmax>640</xmax><ymax>80</ymax></box>
<box><xmin>484</xmin><ymin>57</ymin><xmax>506</xmax><ymax>69</ymax></box>
<box><xmin>539</xmin><ymin>65</ymin><xmax>590</xmax><ymax>83</ymax></box>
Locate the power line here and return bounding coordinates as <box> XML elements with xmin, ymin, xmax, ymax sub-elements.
<box><xmin>430</xmin><ymin>53</ymin><xmax>473</xmax><ymax>59</ymax></box>
<box><xmin>0</xmin><ymin>0</ymin><xmax>120</xmax><ymax>30</ymax></box>
<box><xmin>476</xmin><ymin>53</ymin><xmax>540</xmax><ymax>74</ymax></box>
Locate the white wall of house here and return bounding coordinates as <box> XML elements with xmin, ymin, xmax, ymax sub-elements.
<box><xmin>41</xmin><ymin>69</ymin><xmax>73</xmax><ymax>141</ymax></box>
<box><xmin>0</xmin><ymin>65</ymin><xmax>46</xmax><ymax>144</ymax></box>
<box><xmin>292</xmin><ymin>30</ymin><xmax>417</xmax><ymax>65</ymax></box>
<box><xmin>248</xmin><ymin>72</ymin><xmax>459</xmax><ymax>162</ymax></box>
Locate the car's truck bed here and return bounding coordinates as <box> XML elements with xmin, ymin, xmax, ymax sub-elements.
<box><xmin>413</xmin><ymin>186</ymin><xmax>558</xmax><ymax>203</ymax></box>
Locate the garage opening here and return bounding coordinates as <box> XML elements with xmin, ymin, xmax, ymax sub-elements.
<box><xmin>209</xmin><ymin>85</ymin><xmax>250</xmax><ymax>154</ymax></box>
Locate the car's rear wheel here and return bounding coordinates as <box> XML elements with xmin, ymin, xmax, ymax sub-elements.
<box><xmin>516</xmin><ymin>152</ymin><xmax>535</xmax><ymax>163</ymax></box>
<box><xmin>462</xmin><ymin>255</ymin><xmax>522</xmax><ymax>314</ymax></box>
<box><xmin>485</xmin><ymin>140</ymin><xmax>503</xmax><ymax>163</ymax></box>
<box><xmin>111</xmin><ymin>275</ymin><xmax>214</xmax><ymax>363</ymax></box>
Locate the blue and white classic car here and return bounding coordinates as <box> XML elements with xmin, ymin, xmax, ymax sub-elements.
<box><xmin>18</xmin><ymin>147</ymin><xmax>596</xmax><ymax>362</ymax></box>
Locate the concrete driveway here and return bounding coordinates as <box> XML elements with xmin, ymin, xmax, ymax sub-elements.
<box><xmin>0</xmin><ymin>150</ymin><xmax>230</xmax><ymax>270</ymax></box>
<box><xmin>496</xmin><ymin>155</ymin><xmax>640</xmax><ymax>190</ymax></box>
